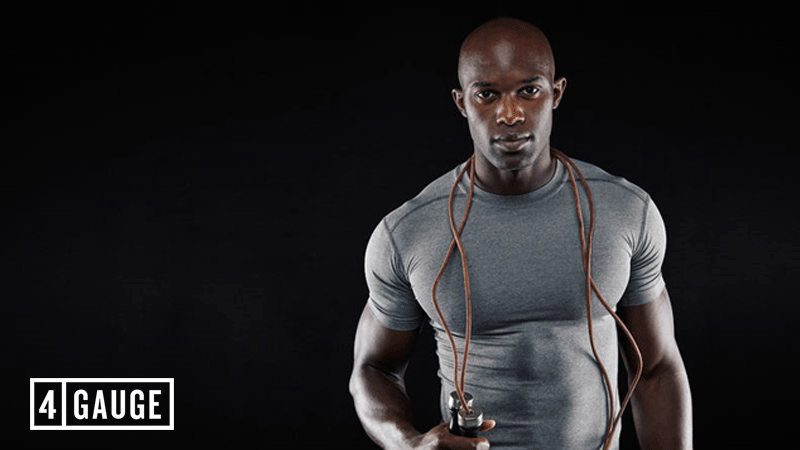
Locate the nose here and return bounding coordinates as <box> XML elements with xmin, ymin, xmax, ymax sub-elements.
<box><xmin>496</xmin><ymin>96</ymin><xmax>525</xmax><ymax>126</ymax></box>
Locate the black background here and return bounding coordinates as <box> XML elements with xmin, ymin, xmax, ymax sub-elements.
<box><xmin>6</xmin><ymin>2</ymin><xmax>796</xmax><ymax>448</ymax></box>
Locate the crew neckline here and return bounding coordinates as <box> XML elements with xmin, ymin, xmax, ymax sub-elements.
<box><xmin>454</xmin><ymin>158</ymin><xmax>567</xmax><ymax>208</ymax></box>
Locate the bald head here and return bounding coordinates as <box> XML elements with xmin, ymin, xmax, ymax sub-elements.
<box><xmin>451</xmin><ymin>17</ymin><xmax>567</xmax><ymax>194</ymax></box>
<box><xmin>457</xmin><ymin>17</ymin><xmax>556</xmax><ymax>88</ymax></box>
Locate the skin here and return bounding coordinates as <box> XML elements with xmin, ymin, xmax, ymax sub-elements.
<box><xmin>619</xmin><ymin>289</ymin><xmax>693</xmax><ymax>449</ymax></box>
<box><xmin>452</xmin><ymin>18</ymin><xmax>565</xmax><ymax>195</ymax></box>
<box><xmin>350</xmin><ymin>17</ymin><xmax>692</xmax><ymax>450</ymax></box>
<box><xmin>350</xmin><ymin>307</ymin><xmax>495</xmax><ymax>450</ymax></box>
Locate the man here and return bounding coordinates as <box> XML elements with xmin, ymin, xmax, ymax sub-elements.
<box><xmin>350</xmin><ymin>17</ymin><xmax>692</xmax><ymax>450</ymax></box>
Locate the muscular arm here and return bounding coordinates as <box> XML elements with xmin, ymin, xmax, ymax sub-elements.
<box><xmin>349</xmin><ymin>305</ymin><xmax>493</xmax><ymax>450</ymax></box>
<box><xmin>618</xmin><ymin>287</ymin><xmax>693</xmax><ymax>450</ymax></box>
<box><xmin>349</xmin><ymin>305</ymin><xmax>421</xmax><ymax>449</ymax></box>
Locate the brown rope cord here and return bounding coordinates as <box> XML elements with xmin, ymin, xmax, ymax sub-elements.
<box><xmin>448</xmin><ymin>162</ymin><xmax>476</xmax><ymax>399</ymax></box>
<box><xmin>552</xmin><ymin>148</ymin><xmax>644</xmax><ymax>450</ymax></box>
<box><xmin>554</xmin><ymin>150</ymin><xmax>615</xmax><ymax>439</ymax></box>
<box><xmin>430</xmin><ymin>150</ymin><xmax>643</xmax><ymax>448</ymax></box>
<box><xmin>430</xmin><ymin>155</ymin><xmax>476</xmax><ymax>414</ymax></box>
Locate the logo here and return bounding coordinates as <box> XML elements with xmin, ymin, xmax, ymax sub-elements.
<box><xmin>30</xmin><ymin>378</ymin><xmax>174</xmax><ymax>430</ymax></box>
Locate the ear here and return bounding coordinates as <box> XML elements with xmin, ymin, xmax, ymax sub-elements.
<box><xmin>552</xmin><ymin>77</ymin><xmax>567</xmax><ymax>110</ymax></box>
<box><xmin>452</xmin><ymin>88</ymin><xmax>468</xmax><ymax>118</ymax></box>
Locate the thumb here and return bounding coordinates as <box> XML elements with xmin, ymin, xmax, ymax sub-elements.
<box><xmin>479</xmin><ymin>419</ymin><xmax>496</xmax><ymax>432</ymax></box>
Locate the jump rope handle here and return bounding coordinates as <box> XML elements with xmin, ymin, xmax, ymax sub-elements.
<box><xmin>447</xmin><ymin>391</ymin><xmax>483</xmax><ymax>437</ymax></box>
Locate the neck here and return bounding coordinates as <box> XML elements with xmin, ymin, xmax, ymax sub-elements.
<box><xmin>473</xmin><ymin>149</ymin><xmax>556</xmax><ymax>195</ymax></box>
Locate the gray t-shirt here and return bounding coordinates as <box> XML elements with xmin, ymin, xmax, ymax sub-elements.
<box><xmin>364</xmin><ymin>158</ymin><xmax>666</xmax><ymax>450</ymax></box>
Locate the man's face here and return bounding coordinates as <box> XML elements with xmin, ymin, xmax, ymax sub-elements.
<box><xmin>453</xmin><ymin>39</ymin><xmax>566</xmax><ymax>173</ymax></box>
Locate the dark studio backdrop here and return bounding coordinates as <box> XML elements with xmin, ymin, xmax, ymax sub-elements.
<box><xmin>4</xmin><ymin>2</ymin><xmax>796</xmax><ymax>448</ymax></box>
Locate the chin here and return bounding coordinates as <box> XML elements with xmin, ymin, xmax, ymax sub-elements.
<box><xmin>488</xmin><ymin>150</ymin><xmax>537</xmax><ymax>172</ymax></box>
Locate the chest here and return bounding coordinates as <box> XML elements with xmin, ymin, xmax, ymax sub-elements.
<box><xmin>405</xmin><ymin>203</ymin><xmax>633</xmax><ymax>334</ymax></box>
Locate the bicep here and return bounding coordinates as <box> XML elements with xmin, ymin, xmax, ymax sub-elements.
<box><xmin>353</xmin><ymin>304</ymin><xmax>420</xmax><ymax>379</ymax></box>
<box><xmin>618</xmin><ymin>287</ymin><xmax>682</xmax><ymax>378</ymax></box>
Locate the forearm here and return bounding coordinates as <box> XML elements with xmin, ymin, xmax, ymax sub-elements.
<box><xmin>630</xmin><ymin>359</ymin><xmax>693</xmax><ymax>450</ymax></box>
<box><xmin>350</xmin><ymin>363</ymin><xmax>421</xmax><ymax>450</ymax></box>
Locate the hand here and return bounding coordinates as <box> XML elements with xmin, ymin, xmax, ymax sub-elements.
<box><xmin>409</xmin><ymin>420</ymin><xmax>496</xmax><ymax>450</ymax></box>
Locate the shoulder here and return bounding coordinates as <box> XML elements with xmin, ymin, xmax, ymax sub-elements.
<box><xmin>570</xmin><ymin>158</ymin><xmax>652</xmax><ymax>206</ymax></box>
<box><xmin>570</xmin><ymin>158</ymin><xmax>667</xmax><ymax>249</ymax></box>
<box><xmin>566</xmin><ymin>158</ymin><xmax>664</xmax><ymax>239</ymax></box>
<box><xmin>381</xmin><ymin>164</ymin><xmax>462</xmax><ymax>233</ymax></box>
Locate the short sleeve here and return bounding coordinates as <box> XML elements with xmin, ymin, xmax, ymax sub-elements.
<box><xmin>620</xmin><ymin>196</ymin><xmax>667</xmax><ymax>307</ymax></box>
<box><xmin>364</xmin><ymin>218</ymin><xmax>425</xmax><ymax>331</ymax></box>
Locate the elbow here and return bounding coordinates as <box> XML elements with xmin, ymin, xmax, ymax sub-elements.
<box><xmin>349</xmin><ymin>363</ymin><xmax>364</xmax><ymax>402</ymax></box>
<box><xmin>349</xmin><ymin>361</ymin><xmax>407</xmax><ymax>407</ymax></box>
<box><xmin>349</xmin><ymin>364</ymin><xmax>370</xmax><ymax>423</ymax></box>
<box><xmin>349</xmin><ymin>362</ymin><xmax>379</xmax><ymax>404</ymax></box>
<box><xmin>637</xmin><ymin>351</ymin><xmax>689</xmax><ymax>389</ymax></box>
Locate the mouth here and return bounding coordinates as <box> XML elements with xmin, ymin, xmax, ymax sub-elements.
<box><xmin>492</xmin><ymin>134</ymin><xmax>532</xmax><ymax>151</ymax></box>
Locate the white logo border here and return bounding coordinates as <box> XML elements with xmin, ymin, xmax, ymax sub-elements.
<box><xmin>30</xmin><ymin>378</ymin><xmax>174</xmax><ymax>430</ymax></box>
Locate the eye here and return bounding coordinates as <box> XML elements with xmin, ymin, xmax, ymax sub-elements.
<box><xmin>475</xmin><ymin>90</ymin><xmax>496</xmax><ymax>100</ymax></box>
<box><xmin>521</xmin><ymin>86</ymin><xmax>541</xmax><ymax>96</ymax></box>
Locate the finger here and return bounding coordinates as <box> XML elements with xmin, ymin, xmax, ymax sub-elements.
<box><xmin>449</xmin><ymin>436</ymin><xmax>491</xmax><ymax>450</ymax></box>
<box><xmin>479</xmin><ymin>419</ymin><xmax>496</xmax><ymax>432</ymax></box>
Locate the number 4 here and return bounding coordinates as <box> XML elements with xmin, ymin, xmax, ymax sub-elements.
<box><xmin>39</xmin><ymin>390</ymin><xmax>57</xmax><ymax>419</ymax></box>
